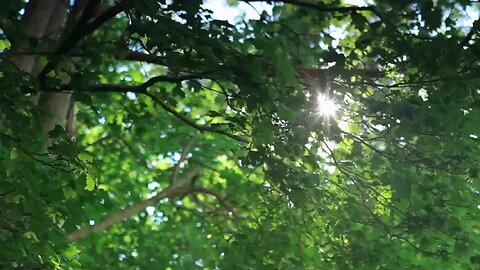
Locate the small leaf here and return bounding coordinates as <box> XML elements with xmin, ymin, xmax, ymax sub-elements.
<box><xmin>253</xmin><ymin>120</ymin><xmax>275</xmax><ymax>145</ymax></box>
<box><xmin>129</xmin><ymin>70</ymin><xmax>143</xmax><ymax>82</ymax></box>
<box><xmin>23</xmin><ymin>231</ymin><xmax>39</xmax><ymax>242</ymax></box>
<box><xmin>0</xmin><ymin>39</ymin><xmax>11</xmax><ymax>51</ymax></box>
<box><xmin>85</xmin><ymin>175</ymin><xmax>95</xmax><ymax>191</ymax></box>
<box><xmin>64</xmin><ymin>245</ymin><xmax>81</xmax><ymax>259</ymax></box>
<box><xmin>277</xmin><ymin>104</ymin><xmax>296</xmax><ymax>121</ymax></box>
<box><xmin>207</xmin><ymin>110</ymin><xmax>223</xmax><ymax>117</ymax></box>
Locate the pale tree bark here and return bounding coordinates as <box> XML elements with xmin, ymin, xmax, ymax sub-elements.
<box><xmin>33</xmin><ymin>0</ymin><xmax>125</xmax><ymax>135</ymax></box>
<box><xmin>14</xmin><ymin>0</ymin><xmax>103</xmax><ymax>135</ymax></box>
<box><xmin>66</xmin><ymin>175</ymin><xmax>236</xmax><ymax>242</ymax></box>
<box><xmin>35</xmin><ymin>1</ymin><xmax>71</xmax><ymax>133</ymax></box>
<box><xmin>13</xmin><ymin>0</ymin><xmax>70</xmax><ymax>135</ymax></box>
<box><xmin>14</xmin><ymin>0</ymin><xmax>60</xmax><ymax>74</ymax></box>
<box><xmin>30</xmin><ymin>0</ymin><xmax>69</xmax><ymax>77</ymax></box>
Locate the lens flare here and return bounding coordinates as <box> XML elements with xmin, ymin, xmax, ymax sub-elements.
<box><xmin>317</xmin><ymin>94</ymin><xmax>338</xmax><ymax>116</ymax></box>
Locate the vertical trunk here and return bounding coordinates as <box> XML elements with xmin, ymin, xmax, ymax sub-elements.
<box><xmin>31</xmin><ymin>0</ymin><xmax>69</xmax><ymax>77</ymax></box>
<box><xmin>14</xmin><ymin>0</ymin><xmax>72</xmax><ymax>134</ymax></box>
<box><xmin>14</xmin><ymin>0</ymin><xmax>60</xmax><ymax>73</ymax></box>
<box><xmin>36</xmin><ymin>0</ymin><xmax>71</xmax><ymax>134</ymax></box>
<box><xmin>38</xmin><ymin>92</ymin><xmax>73</xmax><ymax>133</ymax></box>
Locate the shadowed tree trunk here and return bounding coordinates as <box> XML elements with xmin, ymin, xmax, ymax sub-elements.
<box><xmin>14</xmin><ymin>0</ymin><xmax>74</xmax><ymax>135</ymax></box>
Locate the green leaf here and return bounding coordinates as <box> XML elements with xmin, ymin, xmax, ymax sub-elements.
<box><xmin>277</xmin><ymin>104</ymin><xmax>296</xmax><ymax>121</ymax></box>
<box><xmin>0</xmin><ymin>39</ymin><xmax>11</xmax><ymax>51</ymax></box>
<box><xmin>64</xmin><ymin>245</ymin><xmax>81</xmax><ymax>259</ymax></box>
<box><xmin>3</xmin><ymin>1</ymin><xmax>480</xmax><ymax>269</ymax></box>
<box><xmin>23</xmin><ymin>231</ymin><xmax>39</xmax><ymax>243</ymax></box>
<box><xmin>85</xmin><ymin>175</ymin><xmax>95</xmax><ymax>191</ymax></box>
<box><xmin>253</xmin><ymin>120</ymin><xmax>275</xmax><ymax>145</ymax></box>
<box><xmin>289</xmin><ymin>189</ymin><xmax>306</xmax><ymax>205</ymax></box>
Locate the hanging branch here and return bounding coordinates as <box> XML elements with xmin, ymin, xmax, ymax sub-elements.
<box><xmin>92</xmin><ymin>84</ymin><xmax>249</xmax><ymax>143</ymax></box>
<box><xmin>55</xmin><ymin>75</ymin><xmax>251</xmax><ymax>143</ymax></box>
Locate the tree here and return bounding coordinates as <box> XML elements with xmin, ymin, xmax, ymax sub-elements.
<box><xmin>1</xmin><ymin>0</ymin><xmax>480</xmax><ymax>268</ymax></box>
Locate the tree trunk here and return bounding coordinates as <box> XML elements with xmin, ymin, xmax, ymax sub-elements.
<box><xmin>14</xmin><ymin>0</ymin><xmax>59</xmax><ymax>73</ymax></box>
<box><xmin>14</xmin><ymin>0</ymin><xmax>72</xmax><ymax>134</ymax></box>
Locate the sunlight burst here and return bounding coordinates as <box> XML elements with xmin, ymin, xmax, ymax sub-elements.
<box><xmin>317</xmin><ymin>94</ymin><xmax>339</xmax><ymax>116</ymax></box>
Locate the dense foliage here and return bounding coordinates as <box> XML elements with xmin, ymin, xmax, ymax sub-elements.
<box><xmin>1</xmin><ymin>0</ymin><xmax>480</xmax><ymax>269</ymax></box>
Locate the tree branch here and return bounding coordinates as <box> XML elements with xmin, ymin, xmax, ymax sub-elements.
<box><xmin>460</xmin><ymin>18</ymin><xmax>479</xmax><ymax>47</ymax></box>
<box><xmin>80</xmin><ymin>76</ymin><xmax>251</xmax><ymax>143</ymax></box>
<box><xmin>14</xmin><ymin>50</ymin><xmax>385</xmax><ymax>80</ymax></box>
<box><xmin>66</xmin><ymin>186</ymin><xmax>188</xmax><ymax>242</ymax></box>
<box><xmin>122</xmin><ymin>51</ymin><xmax>167</xmax><ymax>65</ymax></box>
<box><xmin>190</xmin><ymin>187</ymin><xmax>238</xmax><ymax>218</ymax></box>
<box><xmin>243</xmin><ymin>0</ymin><xmax>393</xmax><ymax>32</ymax></box>
<box><xmin>242</xmin><ymin>0</ymin><xmax>376</xmax><ymax>13</ymax></box>
<box><xmin>66</xmin><ymin>186</ymin><xmax>235</xmax><ymax>242</ymax></box>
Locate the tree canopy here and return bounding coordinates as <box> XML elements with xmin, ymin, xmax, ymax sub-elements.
<box><xmin>1</xmin><ymin>0</ymin><xmax>480</xmax><ymax>269</ymax></box>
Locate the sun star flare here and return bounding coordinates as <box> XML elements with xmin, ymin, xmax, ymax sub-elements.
<box><xmin>317</xmin><ymin>94</ymin><xmax>338</xmax><ymax>116</ymax></box>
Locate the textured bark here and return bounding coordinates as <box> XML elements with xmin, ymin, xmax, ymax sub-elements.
<box><xmin>31</xmin><ymin>0</ymin><xmax>69</xmax><ymax>77</ymax></box>
<box><xmin>35</xmin><ymin>1</ymin><xmax>71</xmax><ymax>133</ymax></box>
<box><xmin>36</xmin><ymin>0</ymin><xmax>121</xmax><ymax>135</ymax></box>
<box><xmin>14</xmin><ymin>0</ymin><xmax>60</xmax><ymax>73</ymax></box>
<box><xmin>15</xmin><ymin>0</ymin><xmax>71</xmax><ymax>134</ymax></box>
<box><xmin>38</xmin><ymin>92</ymin><xmax>72</xmax><ymax>133</ymax></box>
